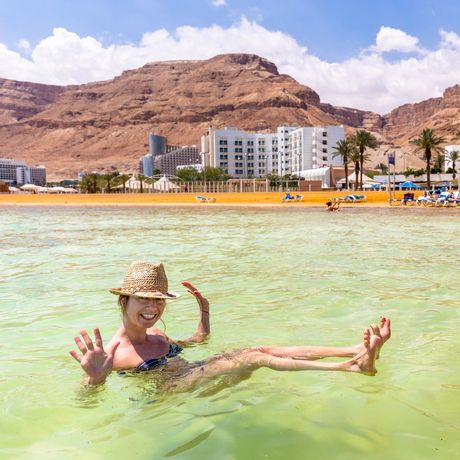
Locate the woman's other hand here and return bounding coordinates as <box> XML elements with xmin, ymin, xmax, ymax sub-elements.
<box><xmin>181</xmin><ymin>281</ymin><xmax>209</xmax><ymax>314</ymax></box>
<box><xmin>69</xmin><ymin>328</ymin><xmax>120</xmax><ymax>385</ymax></box>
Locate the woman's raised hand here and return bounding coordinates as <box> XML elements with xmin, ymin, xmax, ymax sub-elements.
<box><xmin>181</xmin><ymin>281</ymin><xmax>209</xmax><ymax>314</ymax></box>
<box><xmin>69</xmin><ymin>328</ymin><xmax>120</xmax><ymax>385</ymax></box>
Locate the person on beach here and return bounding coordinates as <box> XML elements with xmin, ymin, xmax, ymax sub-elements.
<box><xmin>69</xmin><ymin>261</ymin><xmax>391</xmax><ymax>391</ymax></box>
<box><xmin>326</xmin><ymin>200</ymin><xmax>341</xmax><ymax>211</ymax></box>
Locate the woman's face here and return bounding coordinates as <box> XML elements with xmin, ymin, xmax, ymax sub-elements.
<box><xmin>124</xmin><ymin>296</ymin><xmax>166</xmax><ymax>328</ymax></box>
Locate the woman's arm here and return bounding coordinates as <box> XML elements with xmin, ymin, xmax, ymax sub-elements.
<box><xmin>176</xmin><ymin>281</ymin><xmax>210</xmax><ymax>347</ymax></box>
<box><xmin>69</xmin><ymin>328</ymin><xmax>120</xmax><ymax>385</ymax></box>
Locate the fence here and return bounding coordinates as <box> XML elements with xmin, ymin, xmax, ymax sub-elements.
<box><xmin>111</xmin><ymin>179</ymin><xmax>301</xmax><ymax>193</ymax></box>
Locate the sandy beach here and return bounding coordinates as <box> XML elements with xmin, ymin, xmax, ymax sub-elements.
<box><xmin>0</xmin><ymin>191</ymin><xmax>411</xmax><ymax>207</ymax></box>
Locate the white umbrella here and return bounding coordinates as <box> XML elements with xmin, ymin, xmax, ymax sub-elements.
<box><xmin>153</xmin><ymin>176</ymin><xmax>179</xmax><ymax>191</ymax></box>
<box><xmin>8</xmin><ymin>186</ymin><xmax>20</xmax><ymax>193</ymax></box>
<box><xmin>20</xmin><ymin>184</ymin><xmax>39</xmax><ymax>191</ymax></box>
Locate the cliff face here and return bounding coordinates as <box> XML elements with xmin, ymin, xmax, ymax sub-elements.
<box><xmin>0</xmin><ymin>53</ymin><xmax>459</xmax><ymax>179</ymax></box>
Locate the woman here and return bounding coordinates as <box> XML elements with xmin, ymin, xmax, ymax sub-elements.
<box><xmin>70</xmin><ymin>261</ymin><xmax>391</xmax><ymax>390</ymax></box>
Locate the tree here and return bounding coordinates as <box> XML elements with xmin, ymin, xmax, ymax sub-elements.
<box><xmin>137</xmin><ymin>174</ymin><xmax>149</xmax><ymax>193</ymax></box>
<box><xmin>175</xmin><ymin>167</ymin><xmax>200</xmax><ymax>182</ymax></box>
<box><xmin>375</xmin><ymin>162</ymin><xmax>388</xmax><ymax>175</ymax></box>
<box><xmin>202</xmin><ymin>167</ymin><xmax>229</xmax><ymax>181</ymax></box>
<box><xmin>349</xmin><ymin>148</ymin><xmax>361</xmax><ymax>191</ymax></box>
<box><xmin>409</xmin><ymin>128</ymin><xmax>445</xmax><ymax>189</ymax></box>
<box><xmin>111</xmin><ymin>173</ymin><xmax>131</xmax><ymax>193</ymax></box>
<box><xmin>80</xmin><ymin>173</ymin><xmax>101</xmax><ymax>193</ymax></box>
<box><xmin>332</xmin><ymin>138</ymin><xmax>356</xmax><ymax>190</ymax></box>
<box><xmin>102</xmin><ymin>171</ymin><xmax>119</xmax><ymax>193</ymax></box>
<box><xmin>351</xmin><ymin>130</ymin><xmax>377</xmax><ymax>190</ymax></box>
<box><xmin>445</xmin><ymin>150</ymin><xmax>460</xmax><ymax>180</ymax></box>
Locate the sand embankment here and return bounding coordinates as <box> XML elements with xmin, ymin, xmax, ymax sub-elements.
<box><xmin>0</xmin><ymin>191</ymin><xmax>406</xmax><ymax>207</ymax></box>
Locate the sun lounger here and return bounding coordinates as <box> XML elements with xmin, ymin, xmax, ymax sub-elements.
<box><xmin>281</xmin><ymin>193</ymin><xmax>295</xmax><ymax>202</ymax></box>
<box><xmin>337</xmin><ymin>194</ymin><xmax>366</xmax><ymax>203</ymax></box>
<box><xmin>196</xmin><ymin>196</ymin><xmax>216</xmax><ymax>203</ymax></box>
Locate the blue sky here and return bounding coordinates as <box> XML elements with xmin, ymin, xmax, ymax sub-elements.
<box><xmin>1</xmin><ymin>0</ymin><xmax>460</xmax><ymax>113</ymax></box>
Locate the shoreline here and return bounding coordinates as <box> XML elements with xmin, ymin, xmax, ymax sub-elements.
<box><xmin>0</xmin><ymin>191</ymin><xmax>408</xmax><ymax>207</ymax></box>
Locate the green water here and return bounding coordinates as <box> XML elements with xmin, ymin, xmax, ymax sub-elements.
<box><xmin>0</xmin><ymin>206</ymin><xmax>459</xmax><ymax>459</ymax></box>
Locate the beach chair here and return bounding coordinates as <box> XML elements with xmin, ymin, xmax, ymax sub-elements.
<box><xmin>196</xmin><ymin>196</ymin><xmax>216</xmax><ymax>203</ymax></box>
<box><xmin>403</xmin><ymin>193</ymin><xmax>415</xmax><ymax>205</ymax></box>
<box><xmin>339</xmin><ymin>194</ymin><xmax>366</xmax><ymax>203</ymax></box>
<box><xmin>280</xmin><ymin>193</ymin><xmax>295</xmax><ymax>202</ymax></box>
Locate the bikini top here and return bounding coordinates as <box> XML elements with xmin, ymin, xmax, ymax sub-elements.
<box><xmin>135</xmin><ymin>343</ymin><xmax>183</xmax><ymax>372</ymax></box>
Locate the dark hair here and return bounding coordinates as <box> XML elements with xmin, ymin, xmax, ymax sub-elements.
<box><xmin>118</xmin><ymin>295</ymin><xmax>129</xmax><ymax>313</ymax></box>
<box><xmin>326</xmin><ymin>201</ymin><xmax>332</xmax><ymax>207</ymax></box>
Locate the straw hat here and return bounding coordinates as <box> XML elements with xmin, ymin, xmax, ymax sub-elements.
<box><xmin>109</xmin><ymin>261</ymin><xmax>180</xmax><ymax>299</ymax></box>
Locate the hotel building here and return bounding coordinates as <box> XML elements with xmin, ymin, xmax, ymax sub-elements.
<box><xmin>0</xmin><ymin>158</ymin><xmax>46</xmax><ymax>186</ymax></box>
<box><xmin>201</xmin><ymin>125</ymin><xmax>344</xmax><ymax>178</ymax></box>
<box><xmin>154</xmin><ymin>146</ymin><xmax>201</xmax><ymax>176</ymax></box>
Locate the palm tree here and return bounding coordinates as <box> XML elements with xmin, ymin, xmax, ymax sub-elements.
<box><xmin>332</xmin><ymin>138</ymin><xmax>356</xmax><ymax>190</ymax></box>
<box><xmin>445</xmin><ymin>150</ymin><xmax>460</xmax><ymax>180</ymax></box>
<box><xmin>80</xmin><ymin>173</ymin><xmax>100</xmax><ymax>193</ymax></box>
<box><xmin>375</xmin><ymin>162</ymin><xmax>388</xmax><ymax>175</ymax></box>
<box><xmin>409</xmin><ymin>128</ymin><xmax>445</xmax><ymax>189</ymax></box>
<box><xmin>349</xmin><ymin>148</ymin><xmax>361</xmax><ymax>191</ymax></box>
<box><xmin>137</xmin><ymin>174</ymin><xmax>148</xmax><ymax>193</ymax></box>
<box><xmin>351</xmin><ymin>130</ymin><xmax>377</xmax><ymax>190</ymax></box>
<box><xmin>102</xmin><ymin>171</ymin><xmax>119</xmax><ymax>193</ymax></box>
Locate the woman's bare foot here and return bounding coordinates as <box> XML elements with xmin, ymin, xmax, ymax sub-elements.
<box><xmin>349</xmin><ymin>316</ymin><xmax>391</xmax><ymax>359</ymax></box>
<box><xmin>380</xmin><ymin>316</ymin><xmax>391</xmax><ymax>343</ymax></box>
<box><xmin>343</xmin><ymin>327</ymin><xmax>383</xmax><ymax>375</ymax></box>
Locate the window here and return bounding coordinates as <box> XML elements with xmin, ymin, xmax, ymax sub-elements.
<box><xmin>235</xmin><ymin>169</ymin><xmax>243</xmax><ymax>175</ymax></box>
<box><xmin>247</xmin><ymin>148</ymin><xmax>254</xmax><ymax>154</ymax></box>
<box><xmin>322</xmin><ymin>156</ymin><xmax>328</xmax><ymax>161</ymax></box>
<box><xmin>247</xmin><ymin>162</ymin><xmax>254</xmax><ymax>167</ymax></box>
<box><xmin>247</xmin><ymin>140</ymin><xmax>254</xmax><ymax>146</ymax></box>
<box><xmin>259</xmin><ymin>148</ymin><xmax>265</xmax><ymax>153</ymax></box>
<box><xmin>235</xmin><ymin>148</ymin><xmax>243</xmax><ymax>153</ymax></box>
<box><xmin>247</xmin><ymin>155</ymin><xmax>254</xmax><ymax>160</ymax></box>
<box><xmin>219</xmin><ymin>139</ymin><xmax>228</xmax><ymax>145</ymax></box>
<box><xmin>322</xmin><ymin>148</ymin><xmax>327</xmax><ymax>153</ymax></box>
<box><xmin>234</xmin><ymin>140</ymin><xmax>243</xmax><ymax>146</ymax></box>
<box><xmin>322</xmin><ymin>140</ymin><xmax>327</xmax><ymax>145</ymax></box>
<box><xmin>220</xmin><ymin>161</ymin><xmax>228</xmax><ymax>167</ymax></box>
<box><xmin>258</xmin><ymin>140</ymin><xmax>265</xmax><ymax>145</ymax></box>
<box><xmin>322</xmin><ymin>131</ymin><xmax>327</xmax><ymax>137</ymax></box>
<box><xmin>219</xmin><ymin>147</ymin><xmax>228</xmax><ymax>153</ymax></box>
<box><xmin>235</xmin><ymin>155</ymin><xmax>243</xmax><ymax>160</ymax></box>
<box><xmin>219</xmin><ymin>154</ymin><xmax>228</xmax><ymax>160</ymax></box>
<box><xmin>248</xmin><ymin>169</ymin><xmax>254</xmax><ymax>175</ymax></box>
<box><xmin>235</xmin><ymin>162</ymin><xmax>243</xmax><ymax>167</ymax></box>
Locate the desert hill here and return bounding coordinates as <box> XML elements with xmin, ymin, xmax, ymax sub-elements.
<box><xmin>0</xmin><ymin>53</ymin><xmax>459</xmax><ymax>179</ymax></box>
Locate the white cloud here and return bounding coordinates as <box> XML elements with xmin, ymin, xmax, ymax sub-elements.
<box><xmin>1</xmin><ymin>21</ymin><xmax>460</xmax><ymax>114</ymax></box>
<box><xmin>371</xmin><ymin>26</ymin><xmax>422</xmax><ymax>53</ymax></box>
<box><xmin>212</xmin><ymin>0</ymin><xmax>226</xmax><ymax>6</ymax></box>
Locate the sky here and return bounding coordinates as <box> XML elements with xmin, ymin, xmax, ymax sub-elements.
<box><xmin>1</xmin><ymin>0</ymin><xmax>460</xmax><ymax>114</ymax></box>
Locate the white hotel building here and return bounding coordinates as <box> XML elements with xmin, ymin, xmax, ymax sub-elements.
<box><xmin>201</xmin><ymin>125</ymin><xmax>344</xmax><ymax>178</ymax></box>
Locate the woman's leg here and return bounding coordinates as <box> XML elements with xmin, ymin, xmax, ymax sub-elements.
<box><xmin>251</xmin><ymin>317</ymin><xmax>391</xmax><ymax>361</ymax></box>
<box><xmin>165</xmin><ymin>327</ymin><xmax>384</xmax><ymax>392</ymax></box>
<box><xmin>249</xmin><ymin>344</ymin><xmax>362</xmax><ymax>360</ymax></box>
<box><xmin>249</xmin><ymin>327</ymin><xmax>381</xmax><ymax>375</ymax></box>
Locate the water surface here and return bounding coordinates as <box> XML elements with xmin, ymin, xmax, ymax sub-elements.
<box><xmin>0</xmin><ymin>206</ymin><xmax>459</xmax><ymax>459</ymax></box>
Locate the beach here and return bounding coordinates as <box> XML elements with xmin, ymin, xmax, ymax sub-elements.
<box><xmin>0</xmin><ymin>190</ymin><xmax>408</xmax><ymax>206</ymax></box>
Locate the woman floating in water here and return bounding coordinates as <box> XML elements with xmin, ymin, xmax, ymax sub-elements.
<box><xmin>70</xmin><ymin>261</ymin><xmax>391</xmax><ymax>391</ymax></box>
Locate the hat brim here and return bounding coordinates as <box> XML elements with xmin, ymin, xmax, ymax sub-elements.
<box><xmin>109</xmin><ymin>288</ymin><xmax>180</xmax><ymax>299</ymax></box>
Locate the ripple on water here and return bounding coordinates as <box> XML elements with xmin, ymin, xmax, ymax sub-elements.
<box><xmin>0</xmin><ymin>206</ymin><xmax>459</xmax><ymax>459</ymax></box>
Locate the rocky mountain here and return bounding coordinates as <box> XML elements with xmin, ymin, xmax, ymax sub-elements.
<box><xmin>0</xmin><ymin>53</ymin><xmax>459</xmax><ymax>179</ymax></box>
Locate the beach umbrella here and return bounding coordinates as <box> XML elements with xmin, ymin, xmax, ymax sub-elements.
<box><xmin>400</xmin><ymin>181</ymin><xmax>419</xmax><ymax>189</ymax></box>
<box><xmin>20</xmin><ymin>184</ymin><xmax>39</xmax><ymax>191</ymax></box>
